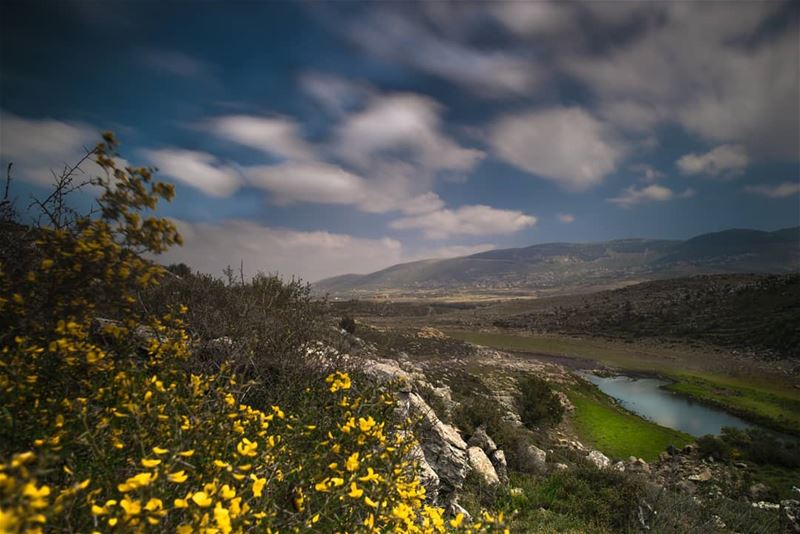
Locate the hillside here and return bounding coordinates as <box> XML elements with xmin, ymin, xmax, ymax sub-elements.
<box><xmin>315</xmin><ymin>228</ymin><xmax>800</xmax><ymax>297</ymax></box>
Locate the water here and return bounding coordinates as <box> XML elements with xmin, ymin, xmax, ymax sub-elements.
<box><xmin>581</xmin><ymin>373</ymin><xmax>754</xmax><ymax>437</ymax></box>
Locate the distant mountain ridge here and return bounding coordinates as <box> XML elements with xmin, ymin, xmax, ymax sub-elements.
<box><xmin>314</xmin><ymin>227</ymin><xmax>800</xmax><ymax>296</ymax></box>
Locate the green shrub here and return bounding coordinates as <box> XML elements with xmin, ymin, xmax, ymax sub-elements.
<box><xmin>517</xmin><ymin>375</ymin><xmax>564</xmax><ymax>430</ymax></box>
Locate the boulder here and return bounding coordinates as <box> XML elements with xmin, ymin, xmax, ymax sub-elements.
<box><xmin>490</xmin><ymin>449</ymin><xmax>509</xmax><ymax>485</ymax></box>
<box><xmin>749</xmin><ymin>483</ymin><xmax>772</xmax><ymax>501</ymax></box>
<box><xmin>467</xmin><ymin>427</ymin><xmax>497</xmax><ymax>455</ymax></box>
<box><xmin>467</xmin><ymin>446</ymin><xmax>500</xmax><ymax>487</ymax></box>
<box><xmin>517</xmin><ymin>443</ymin><xmax>548</xmax><ymax>473</ymax></box>
<box><xmin>586</xmin><ymin>450</ymin><xmax>611</xmax><ymax>470</ymax></box>
<box><xmin>688</xmin><ymin>468</ymin><xmax>712</xmax><ymax>482</ymax></box>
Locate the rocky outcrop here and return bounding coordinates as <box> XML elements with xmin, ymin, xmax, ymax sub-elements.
<box><xmin>517</xmin><ymin>443</ymin><xmax>547</xmax><ymax>473</ymax></box>
<box><xmin>586</xmin><ymin>450</ymin><xmax>611</xmax><ymax>469</ymax></box>
<box><xmin>467</xmin><ymin>447</ymin><xmax>500</xmax><ymax>487</ymax></box>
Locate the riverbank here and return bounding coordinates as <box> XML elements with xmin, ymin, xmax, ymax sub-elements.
<box><xmin>563</xmin><ymin>379</ymin><xmax>693</xmax><ymax>461</ymax></box>
<box><xmin>445</xmin><ymin>329</ymin><xmax>800</xmax><ymax>438</ymax></box>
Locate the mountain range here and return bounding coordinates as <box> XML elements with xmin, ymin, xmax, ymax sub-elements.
<box><xmin>314</xmin><ymin>227</ymin><xmax>800</xmax><ymax>297</ymax></box>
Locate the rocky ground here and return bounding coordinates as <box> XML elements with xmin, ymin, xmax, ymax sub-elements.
<box><xmin>314</xmin><ymin>325</ymin><xmax>800</xmax><ymax>532</ymax></box>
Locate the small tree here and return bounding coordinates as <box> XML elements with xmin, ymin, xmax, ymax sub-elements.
<box><xmin>517</xmin><ymin>375</ymin><xmax>565</xmax><ymax>429</ymax></box>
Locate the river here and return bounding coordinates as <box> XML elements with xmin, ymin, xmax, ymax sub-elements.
<box><xmin>581</xmin><ymin>373</ymin><xmax>754</xmax><ymax>437</ymax></box>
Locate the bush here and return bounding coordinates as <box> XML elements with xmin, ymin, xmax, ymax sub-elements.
<box><xmin>0</xmin><ymin>135</ymin><xmax>507</xmax><ymax>533</ymax></box>
<box><xmin>517</xmin><ymin>375</ymin><xmax>564</xmax><ymax>430</ymax></box>
<box><xmin>340</xmin><ymin>315</ymin><xmax>357</xmax><ymax>334</ymax></box>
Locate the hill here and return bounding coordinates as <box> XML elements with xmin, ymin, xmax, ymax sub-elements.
<box><xmin>315</xmin><ymin>227</ymin><xmax>800</xmax><ymax>297</ymax></box>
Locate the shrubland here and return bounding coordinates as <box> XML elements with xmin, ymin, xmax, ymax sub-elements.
<box><xmin>0</xmin><ymin>135</ymin><xmax>506</xmax><ymax>533</ymax></box>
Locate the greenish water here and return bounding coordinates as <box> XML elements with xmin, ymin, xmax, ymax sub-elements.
<box><xmin>582</xmin><ymin>373</ymin><xmax>754</xmax><ymax>437</ymax></box>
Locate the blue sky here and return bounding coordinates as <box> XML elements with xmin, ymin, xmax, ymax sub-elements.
<box><xmin>1</xmin><ymin>1</ymin><xmax>798</xmax><ymax>281</ymax></box>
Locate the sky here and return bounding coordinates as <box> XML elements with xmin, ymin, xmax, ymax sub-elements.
<box><xmin>1</xmin><ymin>0</ymin><xmax>798</xmax><ymax>282</ymax></box>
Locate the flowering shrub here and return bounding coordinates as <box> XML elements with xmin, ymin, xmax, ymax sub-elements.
<box><xmin>0</xmin><ymin>135</ymin><xmax>506</xmax><ymax>533</ymax></box>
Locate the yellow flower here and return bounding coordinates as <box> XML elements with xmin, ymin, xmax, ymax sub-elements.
<box><xmin>345</xmin><ymin>452</ymin><xmax>360</xmax><ymax>472</ymax></box>
<box><xmin>144</xmin><ymin>498</ymin><xmax>163</xmax><ymax>512</ymax></box>
<box><xmin>177</xmin><ymin>449</ymin><xmax>195</xmax><ymax>457</ymax></box>
<box><xmin>358</xmin><ymin>416</ymin><xmax>376</xmax><ymax>433</ymax></box>
<box><xmin>41</xmin><ymin>259</ymin><xmax>54</xmax><ymax>270</ymax></box>
<box><xmin>236</xmin><ymin>438</ymin><xmax>258</xmax><ymax>457</ymax></box>
<box><xmin>450</xmin><ymin>513</ymin><xmax>465</xmax><ymax>528</ymax></box>
<box><xmin>364</xmin><ymin>496</ymin><xmax>378</xmax><ymax>508</ymax></box>
<box><xmin>167</xmin><ymin>470</ymin><xmax>188</xmax><ymax>483</ymax></box>
<box><xmin>140</xmin><ymin>458</ymin><xmax>161</xmax><ymax>468</ymax></box>
<box><xmin>174</xmin><ymin>498</ymin><xmax>189</xmax><ymax>509</ymax></box>
<box><xmin>220</xmin><ymin>484</ymin><xmax>236</xmax><ymax>500</ymax></box>
<box><xmin>347</xmin><ymin>482</ymin><xmax>364</xmax><ymax>499</ymax></box>
<box><xmin>359</xmin><ymin>467</ymin><xmax>382</xmax><ymax>484</ymax></box>
<box><xmin>251</xmin><ymin>476</ymin><xmax>266</xmax><ymax>497</ymax></box>
<box><xmin>120</xmin><ymin>497</ymin><xmax>141</xmax><ymax>517</ymax></box>
<box><xmin>214</xmin><ymin>504</ymin><xmax>232</xmax><ymax>534</ymax></box>
<box><xmin>152</xmin><ymin>446</ymin><xmax>168</xmax><ymax>455</ymax></box>
<box><xmin>191</xmin><ymin>491</ymin><xmax>213</xmax><ymax>508</ymax></box>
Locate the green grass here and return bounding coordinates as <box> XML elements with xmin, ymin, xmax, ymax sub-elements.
<box><xmin>663</xmin><ymin>375</ymin><xmax>800</xmax><ymax>436</ymax></box>
<box><xmin>446</xmin><ymin>329</ymin><xmax>800</xmax><ymax>435</ymax></box>
<box><xmin>566</xmin><ymin>383</ymin><xmax>692</xmax><ymax>461</ymax></box>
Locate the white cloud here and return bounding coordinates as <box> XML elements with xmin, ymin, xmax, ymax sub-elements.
<box><xmin>390</xmin><ymin>204</ymin><xmax>536</xmax><ymax>239</ymax></box>
<box><xmin>557</xmin><ymin>213</ymin><xmax>575</xmax><ymax>224</ymax></box>
<box><xmin>744</xmin><ymin>182</ymin><xmax>800</xmax><ymax>199</ymax></box>
<box><xmin>566</xmin><ymin>2</ymin><xmax>798</xmax><ymax>157</ymax></box>
<box><xmin>490</xmin><ymin>106</ymin><xmax>625</xmax><ymax>191</ymax></box>
<box><xmin>245</xmin><ymin>161</ymin><xmax>366</xmax><ymax>206</ymax></box>
<box><xmin>209</xmin><ymin>115</ymin><xmax>314</xmax><ymax>161</ymax></box>
<box><xmin>336</xmin><ymin>93</ymin><xmax>484</xmax><ymax>175</ymax></box>
<box><xmin>143</xmin><ymin>149</ymin><xmax>241</xmax><ymax>198</ymax></box>
<box><xmin>677</xmin><ymin>144</ymin><xmax>749</xmax><ymax>177</ymax></box>
<box><xmin>608</xmin><ymin>184</ymin><xmax>694</xmax><ymax>208</ymax></box>
<box><xmin>158</xmin><ymin>219</ymin><xmax>406</xmax><ymax>282</ymax></box>
<box><xmin>0</xmin><ymin>111</ymin><xmax>98</xmax><ymax>187</ymax></box>
<box><xmin>402</xmin><ymin>192</ymin><xmax>445</xmax><ymax>215</ymax></box>
<box><xmin>629</xmin><ymin>163</ymin><xmax>665</xmax><ymax>183</ymax></box>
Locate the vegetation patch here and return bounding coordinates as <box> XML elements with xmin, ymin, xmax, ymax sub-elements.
<box><xmin>664</xmin><ymin>375</ymin><xmax>800</xmax><ymax>436</ymax></box>
<box><xmin>566</xmin><ymin>383</ymin><xmax>692</xmax><ymax>461</ymax></box>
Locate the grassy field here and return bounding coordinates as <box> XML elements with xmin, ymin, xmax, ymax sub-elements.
<box><xmin>565</xmin><ymin>382</ymin><xmax>693</xmax><ymax>461</ymax></box>
<box><xmin>445</xmin><ymin>329</ymin><xmax>800</xmax><ymax>436</ymax></box>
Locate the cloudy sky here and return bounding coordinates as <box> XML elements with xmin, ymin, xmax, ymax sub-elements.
<box><xmin>1</xmin><ymin>1</ymin><xmax>798</xmax><ymax>281</ymax></box>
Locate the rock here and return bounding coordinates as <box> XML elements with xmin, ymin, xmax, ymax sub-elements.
<box><xmin>751</xmin><ymin>501</ymin><xmax>780</xmax><ymax>511</ymax></box>
<box><xmin>517</xmin><ymin>443</ymin><xmax>548</xmax><ymax>473</ymax></box>
<box><xmin>628</xmin><ymin>457</ymin><xmax>650</xmax><ymax>474</ymax></box>
<box><xmin>401</xmin><ymin>392</ymin><xmax>469</xmax><ymax>498</ymax></box>
<box><xmin>408</xmin><ymin>443</ymin><xmax>440</xmax><ymax>503</ymax></box>
<box><xmin>612</xmin><ymin>461</ymin><xmax>626</xmax><ymax>472</ymax></box>
<box><xmin>467</xmin><ymin>426</ymin><xmax>497</xmax><ymax>455</ymax></box>
<box><xmin>688</xmin><ymin>468</ymin><xmax>712</xmax><ymax>482</ymax></box>
<box><xmin>749</xmin><ymin>483</ymin><xmax>772</xmax><ymax>501</ymax></box>
<box><xmin>734</xmin><ymin>462</ymin><xmax>748</xmax><ymax>469</ymax></box>
<box><xmin>467</xmin><ymin>447</ymin><xmax>500</xmax><ymax>487</ymax></box>
<box><xmin>666</xmin><ymin>444</ymin><xmax>680</xmax><ymax>456</ymax></box>
<box><xmin>586</xmin><ymin>450</ymin><xmax>611</xmax><ymax>470</ymax></box>
<box><xmin>682</xmin><ymin>443</ymin><xmax>698</xmax><ymax>455</ymax></box>
<box><xmin>554</xmin><ymin>463</ymin><xmax>569</xmax><ymax>471</ymax></box>
<box><xmin>446</xmin><ymin>501</ymin><xmax>472</xmax><ymax>521</ymax></box>
<box><xmin>658</xmin><ymin>451</ymin><xmax>670</xmax><ymax>462</ymax></box>
<box><xmin>781</xmin><ymin>499</ymin><xmax>800</xmax><ymax>532</ymax></box>
<box><xmin>490</xmin><ymin>449</ymin><xmax>509</xmax><ymax>485</ymax></box>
